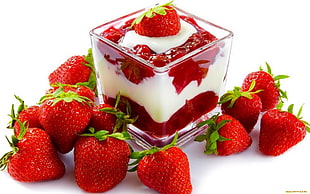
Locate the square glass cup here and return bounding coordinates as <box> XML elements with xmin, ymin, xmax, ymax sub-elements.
<box><xmin>90</xmin><ymin>6</ymin><xmax>233</xmax><ymax>148</ymax></box>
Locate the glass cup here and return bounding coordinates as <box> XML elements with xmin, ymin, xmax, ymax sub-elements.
<box><xmin>90</xmin><ymin>6</ymin><xmax>233</xmax><ymax>148</ymax></box>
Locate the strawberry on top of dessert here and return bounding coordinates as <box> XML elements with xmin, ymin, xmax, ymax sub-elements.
<box><xmin>102</xmin><ymin>0</ymin><xmax>217</xmax><ymax>67</ymax></box>
<box><xmin>132</xmin><ymin>0</ymin><xmax>181</xmax><ymax>37</ymax></box>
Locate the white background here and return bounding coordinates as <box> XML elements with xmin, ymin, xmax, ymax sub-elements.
<box><xmin>1</xmin><ymin>0</ymin><xmax>310</xmax><ymax>194</ymax></box>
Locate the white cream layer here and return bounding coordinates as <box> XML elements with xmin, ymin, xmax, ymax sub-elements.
<box><xmin>120</xmin><ymin>20</ymin><xmax>197</xmax><ymax>53</ymax></box>
<box><xmin>93</xmin><ymin>47</ymin><xmax>229</xmax><ymax>123</ymax></box>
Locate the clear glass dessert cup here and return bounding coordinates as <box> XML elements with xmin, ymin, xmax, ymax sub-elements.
<box><xmin>90</xmin><ymin>6</ymin><xmax>233</xmax><ymax>149</ymax></box>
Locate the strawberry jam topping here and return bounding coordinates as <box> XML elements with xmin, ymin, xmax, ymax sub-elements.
<box><xmin>105</xmin><ymin>91</ymin><xmax>218</xmax><ymax>138</ymax></box>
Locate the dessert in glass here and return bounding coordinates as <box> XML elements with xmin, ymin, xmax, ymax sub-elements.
<box><xmin>90</xmin><ymin>2</ymin><xmax>233</xmax><ymax>148</ymax></box>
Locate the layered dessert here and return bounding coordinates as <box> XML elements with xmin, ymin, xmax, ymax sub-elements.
<box><xmin>90</xmin><ymin>1</ymin><xmax>233</xmax><ymax>147</ymax></box>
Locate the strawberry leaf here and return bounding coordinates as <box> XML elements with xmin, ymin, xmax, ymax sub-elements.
<box><xmin>194</xmin><ymin>134</ymin><xmax>208</xmax><ymax>142</ymax></box>
<box><xmin>218</xmin><ymin>81</ymin><xmax>261</xmax><ymax>108</ymax></box>
<box><xmin>287</xmin><ymin>104</ymin><xmax>294</xmax><ymax>114</ymax></box>
<box><xmin>94</xmin><ymin>130</ymin><xmax>110</xmax><ymax>140</ymax></box>
<box><xmin>218</xmin><ymin>135</ymin><xmax>231</xmax><ymax>142</ymax></box>
<box><xmin>0</xmin><ymin>120</ymin><xmax>29</xmax><ymax>170</ymax></box>
<box><xmin>128</xmin><ymin>132</ymin><xmax>179</xmax><ymax>171</ymax></box>
<box><xmin>107</xmin><ymin>131</ymin><xmax>132</xmax><ymax>141</ymax></box>
<box><xmin>152</xmin><ymin>6</ymin><xmax>168</xmax><ymax>15</ymax></box>
<box><xmin>81</xmin><ymin>129</ymin><xmax>133</xmax><ymax>141</ymax></box>
<box><xmin>261</xmin><ymin>62</ymin><xmax>290</xmax><ymax>105</ymax></box>
<box><xmin>7</xmin><ymin>95</ymin><xmax>28</xmax><ymax>129</ymax></box>
<box><xmin>74</xmin><ymin>48</ymin><xmax>97</xmax><ymax>92</ymax></box>
<box><xmin>130</xmin><ymin>0</ymin><xmax>175</xmax><ymax>27</ymax></box>
<box><xmin>195</xmin><ymin>114</ymin><xmax>231</xmax><ymax>155</ymax></box>
<box><xmin>100</xmin><ymin>92</ymin><xmax>138</xmax><ymax>133</ymax></box>
<box><xmin>0</xmin><ymin>146</ymin><xmax>14</xmax><ymax>171</ymax></box>
<box><xmin>273</xmin><ymin>75</ymin><xmax>290</xmax><ymax>81</ymax></box>
<box><xmin>196</xmin><ymin>119</ymin><xmax>213</xmax><ymax>128</ymax></box>
<box><xmin>210</xmin><ymin>131</ymin><xmax>219</xmax><ymax>143</ymax></box>
<box><xmin>39</xmin><ymin>85</ymin><xmax>93</xmax><ymax>107</ymax></box>
<box><xmin>277</xmin><ymin>103</ymin><xmax>310</xmax><ymax>133</ymax></box>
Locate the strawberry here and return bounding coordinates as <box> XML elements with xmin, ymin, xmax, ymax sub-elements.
<box><xmin>132</xmin><ymin>0</ymin><xmax>181</xmax><ymax>37</ymax></box>
<box><xmin>0</xmin><ymin>122</ymin><xmax>65</xmax><ymax>182</ymax></box>
<box><xmin>241</xmin><ymin>62</ymin><xmax>289</xmax><ymax>111</ymax></box>
<box><xmin>195</xmin><ymin>114</ymin><xmax>252</xmax><ymax>156</ymax></box>
<box><xmin>74</xmin><ymin>129</ymin><xmax>131</xmax><ymax>193</ymax></box>
<box><xmin>129</xmin><ymin>134</ymin><xmax>192</xmax><ymax>194</ymax></box>
<box><xmin>48</xmin><ymin>48</ymin><xmax>96</xmax><ymax>90</ymax></box>
<box><xmin>8</xmin><ymin>95</ymin><xmax>42</xmax><ymax>136</ymax></box>
<box><xmin>259</xmin><ymin>104</ymin><xmax>310</xmax><ymax>156</ymax></box>
<box><xmin>89</xmin><ymin>104</ymin><xmax>117</xmax><ymax>133</ymax></box>
<box><xmin>219</xmin><ymin>81</ymin><xmax>262</xmax><ymax>133</ymax></box>
<box><xmin>89</xmin><ymin>93</ymin><xmax>137</xmax><ymax>133</ymax></box>
<box><xmin>38</xmin><ymin>85</ymin><xmax>94</xmax><ymax>154</ymax></box>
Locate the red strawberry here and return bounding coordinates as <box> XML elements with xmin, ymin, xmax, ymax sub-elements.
<box><xmin>74</xmin><ymin>129</ymin><xmax>131</xmax><ymax>193</ymax></box>
<box><xmin>132</xmin><ymin>1</ymin><xmax>181</xmax><ymax>37</ymax></box>
<box><xmin>38</xmin><ymin>85</ymin><xmax>94</xmax><ymax>154</ymax></box>
<box><xmin>89</xmin><ymin>104</ymin><xmax>117</xmax><ymax>133</ymax></box>
<box><xmin>48</xmin><ymin>49</ymin><xmax>96</xmax><ymax>90</ymax></box>
<box><xmin>89</xmin><ymin>94</ymin><xmax>137</xmax><ymax>133</ymax></box>
<box><xmin>0</xmin><ymin>123</ymin><xmax>65</xmax><ymax>182</ymax></box>
<box><xmin>241</xmin><ymin>62</ymin><xmax>289</xmax><ymax>111</ymax></box>
<box><xmin>195</xmin><ymin>114</ymin><xmax>252</xmax><ymax>156</ymax></box>
<box><xmin>8</xmin><ymin>95</ymin><xmax>42</xmax><ymax>136</ymax></box>
<box><xmin>259</xmin><ymin>105</ymin><xmax>309</xmax><ymax>156</ymax></box>
<box><xmin>129</xmin><ymin>134</ymin><xmax>192</xmax><ymax>194</ymax></box>
<box><xmin>219</xmin><ymin>81</ymin><xmax>262</xmax><ymax>133</ymax></box>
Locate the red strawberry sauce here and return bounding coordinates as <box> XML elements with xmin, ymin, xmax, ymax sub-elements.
<box><xmin>96</xmin><ymin>15</ymin><xmax>221</xmax><ymax>141</ymax></box>
<box><xmin>105</xmin><ymin>92</ymin><xmax>218</xmax><ymax>138</ymax></box>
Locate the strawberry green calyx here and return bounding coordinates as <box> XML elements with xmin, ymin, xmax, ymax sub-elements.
<box><xmin>131</xmin><ymin>0</ymin><xmax>175</xmax><ymax>28</ymax></box>
<box><xmin>0</xmin><ymin>137</ymin><xmax>16</xmax><ymax>171</ymax></box>
<box><xmin>84</xmin><ymin>48</ymin><xmax>94</xmax><ymax>68</ymax></box>
<box><xmin>195</xmin><ymin>114</ymin><xmax>230</xmax><ymax>155</ymax></box>
<box><xmin>81</xmin><ymin>127</ymin><xmax>133</xmax><ymax>141</ymax></box>
<box><xmin>0</xmin><ymin>120</ymin><xmax>27</xmax><ymax>170</ymax></box>
<box><xmin>218</xmin><ymin>80</ymin><xmax>262</xmax><ymax>108</ymax></box>
<box><xmin>100</xmin><ymin>92</ymin><xmax>138</xmax><ymax>133</ymax></box>
<box><xmin>78</xmin><ymin>48</ymin><xmax>97</xmax><ymax>91</ymax></box>
<box><xmin>39</xmin><ymin>84</ymin><xmax>93</xmax><ymax>107</ymax></box>
<box><xmin>278</xmin><ymin>104</ymin><xmax>310</xmax><ymax>133</ymax></box>
<box><xmin>128</xmin><ymin>132</ymin><xmax>179</xmax><ymax>172</ymax></box>
<box><xmin>261</xmin><ymin>62</ymin><xmax>289</xmax><ymax>104</ymax></box>
<box><xmin>7</xmin><ymin>95</ymin><xmax>27</xmax><ymax>129</ymax></box>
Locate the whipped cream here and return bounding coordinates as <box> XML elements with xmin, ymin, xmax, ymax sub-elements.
<box><xmin>120</xmin><ymin>20</ymin><xmax>197</xmax><ymax>53</ymax></box>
